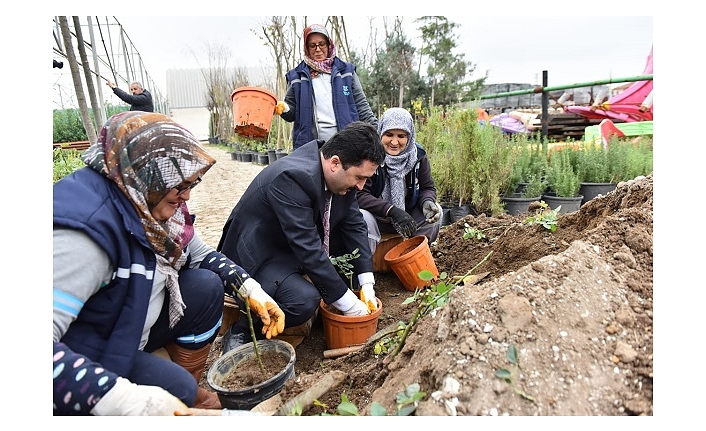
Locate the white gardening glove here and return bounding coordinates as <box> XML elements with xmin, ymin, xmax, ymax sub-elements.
<box><xmin>238</xmin><ymin>278</ymin><xmax>285</xmax><ymax>339</ymax></box>
<box><xmin>332</xmin><ymin>289</ymin><xmax>369</xmax><ymax>316</ymax></box>
<box><xmin>359</xmin><ymin>282</ymin><xmax>377</xmax><ymax>313</ymax></box>
<box><xmin>422</xmin><ymin>200</ymin><xmax>441</xmax><ymax>223</ymax></box>
<box><xmin>90</xmin><ymin>377</ymin><xmax>189</xmax><ymax>416</ymax></box>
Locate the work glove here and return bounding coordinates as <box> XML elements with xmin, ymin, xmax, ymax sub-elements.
<box><xmin>274</xmin><ymin>101</ymin><xmax>288</xmax><ymax>115</ymax></box>
<box><xmin>90</xmin><ymin>377</ymin><xmax>190</xmax><ymax>416</ymax></box>
<box><xmin>237</xmin><ymin>278</ymin><xmax>285</xmax><ymax>339</ymax></box>
<box><xmin>332</xmin><ymin>289</ymin><xmax>370</xmax><ymax>316</ymax></box>
<box><xmin>422</xmin><ymin>200</ymin><xmax>441</xmax><ymax>223</ymax></box>
<box><xmin>388</xmin><ymin>206</ymin><xmax>416</xmax><ymax>239</ymax></box>
<box><xmin>359</xmin><ymin>282</ymin><xmax>377</xmax><ymax>313</ymax></box>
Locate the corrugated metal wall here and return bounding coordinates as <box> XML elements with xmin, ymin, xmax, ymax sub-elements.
<box><xmin>167</xmin><ymin>69</ymin><xmax>209</xmax><ymax>109</ymax></box>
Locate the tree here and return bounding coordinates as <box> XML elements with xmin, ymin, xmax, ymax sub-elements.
<box><xmin>364</xmin><ymin>17</ymin><xmax>423</xmax><ymax>115</ymax></box>
<box><xmin>58</xmin><ymin>16</ymin><xmax>97</xmax><ymax>144</ymax></box>
<box><xmin>416</xmin><ymin>16</ymin><xmax>486</xmax><ymax>109</ymax></box>
<box><xmin>195</xmin><ymin>42</ymin><xmax>250</xmax><ymax>144</ymax></box>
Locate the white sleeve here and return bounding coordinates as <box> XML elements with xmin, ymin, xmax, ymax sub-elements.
<box><xmin>184</xmin><ymin>232</ymin><xmax>214</xmax><ymax>268</ymax></box>
<box><xmin>53</xmin><ymin>228</ymin><xmax>113</xmax><ymax>342</ymax></box>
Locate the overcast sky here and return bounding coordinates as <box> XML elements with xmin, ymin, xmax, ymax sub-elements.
<box><xmin>111</xmin><ymin>15</ymin><xmax>653</xmax><ymax>92</ymax></box>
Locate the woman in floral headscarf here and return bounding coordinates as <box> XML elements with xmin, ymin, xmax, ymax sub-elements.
<box><xmin>275</xmin><ymin>23</ymin><xmax>377</xmax><ymax>150</ymax></box>
<box><xmin>53</xmin><ymin>112</ymin><xmax>284</xmax><ymax>415</ymax></box>
<box><xmin>357</xmin><ymin>107</ymin><xmax>442</xmax><ymax>254</ymax></box>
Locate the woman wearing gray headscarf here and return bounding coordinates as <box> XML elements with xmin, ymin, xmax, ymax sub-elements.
<box><xmin>357</xmin><ymin>107</ymin><xmax>442</xmax><ymax>254</ymax></box>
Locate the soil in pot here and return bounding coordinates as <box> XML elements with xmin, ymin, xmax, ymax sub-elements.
<box><xmin>208</xmin><ymin>339</ymin><xmax>295</xmax><ymax>410</ymax></box>
<box><xmin>219</xmin><ymin>349</ymin><xmax>290</xmax><ymax>390</ymax></box>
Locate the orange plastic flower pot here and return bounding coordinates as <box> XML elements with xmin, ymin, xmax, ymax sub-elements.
<box><xmin>231</xmin><ymin>86</ymin><xmax>277</xmax><ymax>139</ymax></box>
<box><xmin>320</xmin><ymin>298</ymin><xmax>382</xmax><ymax>350</ymax></box>
<box><xmin>384</xmin><ymin>235</ymin><xmax>439</xmax><ymax>291</ymax></box>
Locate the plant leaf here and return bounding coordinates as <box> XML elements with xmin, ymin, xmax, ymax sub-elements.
<box><xmin>506</xmin><ymin>344</ymin><xmax>518</xmax><ymax>364</ymax></box>
<box><xmin>369</xmin><ymin>402</ymin><xmax>388</xmax><ymax>416</ymax></box>
<box><xmin>496</xmin><ymin>368</ymin><xmax>512</xmax><ymax>379</ymax></box>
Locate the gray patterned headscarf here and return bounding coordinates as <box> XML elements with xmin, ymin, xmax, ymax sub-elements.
<box><xmin>378</xmin><ymin>108</ymin><xmax>418</xmax><ymax>210</ymax></box>
<box><xmin>82</xmin><ymin>111</ymin><xmax>216</xmax><ymax>328</ymax></box>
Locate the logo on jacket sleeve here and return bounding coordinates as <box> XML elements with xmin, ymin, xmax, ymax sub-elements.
<box><xmin>342</xmin><ymin>85</ymin><xmax>350</xmax><ymax>96</ymax></box>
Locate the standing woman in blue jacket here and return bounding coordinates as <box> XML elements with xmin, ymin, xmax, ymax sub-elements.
<box><xmin>357</xmin><ymin>107</ymin><xmax>442</xmax><ymax>255</ymax></box>
<box><xmin>53</xmin><ymin>112</ymin><xmax>284</xmax><ymax>415</ymax></box>
<box><xmin>275</xmin><ymin>23</ymin><xmax>377</xmax><ymax>150</ymax></box>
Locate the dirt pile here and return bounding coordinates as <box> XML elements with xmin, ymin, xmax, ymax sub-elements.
<box><xmin>191</xmin><ymin>146</ymin><xmax>652</xmax><ymax>416</ymax></box>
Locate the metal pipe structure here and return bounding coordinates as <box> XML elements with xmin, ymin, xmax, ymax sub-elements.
<box><xmin>480</xmin><ymin>74</ymin><xmax>653</xmax><ymax>100</ymax></box>
<box><xmin>480</xmin><ymin>72</ymin><xmax>653</xmax><ymax>141</ymax></box>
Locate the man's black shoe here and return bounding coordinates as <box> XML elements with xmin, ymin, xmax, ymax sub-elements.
<box><xmin>222</xmin><ymin>324</ymin><xmax>252</xmax><ymax>354</ymax></box>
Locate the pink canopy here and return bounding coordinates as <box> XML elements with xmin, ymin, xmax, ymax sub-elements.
<box><xmin>566</xmin><ymin>46</ymin><xmax>653</xmax><ymax>123</ymax></box>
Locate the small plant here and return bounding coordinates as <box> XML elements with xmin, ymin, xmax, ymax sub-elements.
<box><xmin>329</xmin><ymin>248</ymin><xmax>360</xmax><ymax>291</ymax></box>
<box><xmin>386</xmin><ymin>251</ymin><xmax>493</xmax><ymax>359</ymax></box>
<box><xmin>522</xmin><ymin>201</ymin><xmax>559</xmax><ymax>232</ymax></box>
<box><xmin>546</xmin><ymin>147</ymin><xmax>581</xmax><ymax>197</ymax></box>
<box><xmin>462</xmin><ymin>223</ymin><xmax>486</xmax><ymax>241</ymax></box>
<box><xmin>229</xmin><ymin>281</ymin><xmax>265</xmax><ymax>373</ymax></box>
<box><xmin>495</xmin><ymin>344</ymin><xmax>534</xmax><ymax>402</ymax></box>
<box><xmin>324</xmin><ymin>383</ymin><xmax>426</xmax><ymax>416</ymax></box>
<box><xmin>53</xmin><ymin>148</ymin><xmax>84</xmax><ymax>183</ymax></box>
<box><xmin>373</xmin><ymin>322</ymin><xmax>406</xmax><ymax>355</ymax></box>
<box><xmin>521</xmin><ymin>173</ymin><xmax>548</xmax><ymax>198</ymax></box>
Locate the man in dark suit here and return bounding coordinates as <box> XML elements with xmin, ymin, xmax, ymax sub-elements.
<box><xmin>217</xmin><ymin>122</ymin><xmax>386</xmax><ymax>353</ymax></box>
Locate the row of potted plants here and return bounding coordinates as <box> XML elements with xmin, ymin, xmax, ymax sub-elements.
<box><xmin>417</xmin><ymin>108</ymin><xmax>653</xmax><ymax>217</ymax></box>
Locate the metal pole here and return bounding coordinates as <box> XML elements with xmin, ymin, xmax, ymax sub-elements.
<box><xmin>541</xmin><ymin>70</ymin><xmax>548</xmax><ymax>144</ymax></box>
<box><xmin>480</xmin><ymin>75</ymin><xmax>653</xmax><ymax>100</ymax></box>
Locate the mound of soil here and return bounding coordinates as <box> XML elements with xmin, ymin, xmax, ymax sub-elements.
<box><xmin>193</xmin><ymin>147</ymin><xmax>652</xmax><ymax>416</ymax></box>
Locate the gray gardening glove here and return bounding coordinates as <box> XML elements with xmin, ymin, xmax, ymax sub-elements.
<box><xmin>422</xmin><ymin>200</ymin><xmax>441</xmax><ymax>223</ymax></box>
<box><xmin>387</xmin><ymin>206</ymin><xmax>416</xmax><ymax>238</ymax></box>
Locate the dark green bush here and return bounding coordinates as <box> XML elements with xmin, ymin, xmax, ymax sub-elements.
<box><xmin>53</xmin><ymin>105</ymin><xmax>127</xmax><ymax>143</ymax></box>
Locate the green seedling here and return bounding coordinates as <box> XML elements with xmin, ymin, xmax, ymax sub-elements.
<box><xmin>385</xmin><ymin>251</ymin><xmax>492</xmax><ymax>359</ymax></box>
<box><xmin>329</xmin><ymin>248</ymin><xmax>360</xmax><ymax>290</ymax></box>
<box><xmin>323</xmin><ymin>383</ymin><xmax>425</xmax><ymax>416</ymax></box>
<box><xmin>495</xmin><ymin>344</ymin><xmax>535</xmax><ymax>402</ymax></box>
<box><xmin>462</xmin><ymin>223</ymin><xmax>486</xmax><ymax>241</ymax></box>
<box><xmin>522</xmin><ymin>200</ymin><xmax>559</xmax><ymax>232</ymax></box>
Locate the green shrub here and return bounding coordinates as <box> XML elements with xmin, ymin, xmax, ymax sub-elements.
<box><xmin>547</xmin><ymin>147</ymin><xmax>581</xmax><ymax>197</ymax></box>
<box><xmin>606</xmin><ymin>137</ymin><xmax>653</xmax><ymax>182</ymax></box>
<box><xmin>53</xmin><ymin>149</ymin><xmax>84</xmax><ymax>183</ymax></box>
<box><xmin>53</xmin><ymin>105</ymin><xmax>127</xmax><ymax>143</ymax></box>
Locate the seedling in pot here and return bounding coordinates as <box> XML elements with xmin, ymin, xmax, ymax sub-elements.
<box><xmin>229</xmin><ymin>281</ymin><xmax>265</xmax><ymax>373</ymax></box>
<box><xmin>329</xmin><ymin>248</ymin><xmax>360</xmax><ymax>291</ymax></box>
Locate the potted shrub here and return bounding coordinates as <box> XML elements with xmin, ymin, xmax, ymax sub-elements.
<box><xmin>319</xmin><ymin>249</ymin><xmax>382</xmax><ymax>350</ymax></box>
<box><xmin>544</xmin><ymin>147</ymin><xmax>583</xmax><ymax>213</ymax></box>
<box><xmin>605</xmin><ymin>136</ymin><xmax>654</xmax><ymax>183</ymax></box>
<box><xmin>576</xmin><ymin>141</ymin><xmax>618</xmax><ymax>206</ymax></box>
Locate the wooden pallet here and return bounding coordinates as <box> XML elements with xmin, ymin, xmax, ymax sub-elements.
<box><xmin>540</xmin><ymin>113</ymin><xmax>608</xmax><ymax>141</ymax></box>
<box><xmin>53</xmin><ymin>141</ymin><xmax>91</xmax><ymax>151</ymax></box>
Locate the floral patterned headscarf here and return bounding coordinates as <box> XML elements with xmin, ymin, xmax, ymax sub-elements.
<box><xmin>302</xmin><ymin>23</ymin><xmax>336</xmax><ymax>77</ymax></box>
<box><xmin>82</xmin><ymin>111</ymin><xmax>216</xmax><ymax>327</ymax></box>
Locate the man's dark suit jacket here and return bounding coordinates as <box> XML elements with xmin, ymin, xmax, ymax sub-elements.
<box><xmin>217</xmin><ymin>139</ymin><xmax>373</xmax><ymax>304</ymax></box>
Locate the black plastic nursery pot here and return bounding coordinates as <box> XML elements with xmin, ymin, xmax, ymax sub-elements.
<box><xmin>207</xmin><ymin>339</ymin><xmax>295</xmax><ymax>410</ymax></box>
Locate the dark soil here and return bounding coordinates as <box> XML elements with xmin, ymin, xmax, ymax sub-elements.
<box><xmin>217</xmin><ymin>350</ymin><xmax>290</xmax><ymax>390</ymax></box>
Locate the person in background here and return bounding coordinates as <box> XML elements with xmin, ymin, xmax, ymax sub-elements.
<box><xmin>53</xmin><ymin>112</ymin><xmax>284</xmax><ymax>415</ymax></box>
<box><xmin>357</xmin><ymin>107</ymin><xmax>442</xmax><ymax>255</ymax></box>
<box><xmin>105</xmin><ymin>79</ymin><xmax>154</xmax><ymax>112</ymax></box>
<box><xmin>217</xmin><ymin>122</ymin><xmax>386</xmax><ymax>354</ymax></box>
<box><xmin>274</xmin><ymin>23</ymin><xmax>377</xmax><ymax>150</ymax></box>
